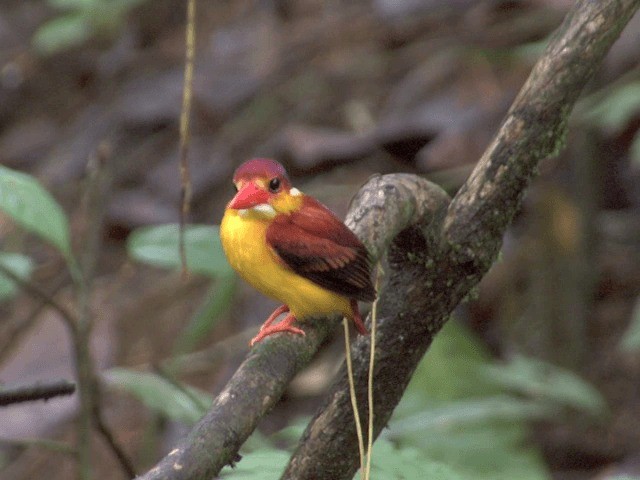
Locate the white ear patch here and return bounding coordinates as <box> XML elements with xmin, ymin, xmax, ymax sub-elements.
<box><xmin>290</xmin><ymin>187</ymin><xmax>302</xmax><ymax>196</ymax></box>
<box><xmin>252</xmin><ymin>204</ymin><xmax>277</xmax><ymax>217</ymax></box>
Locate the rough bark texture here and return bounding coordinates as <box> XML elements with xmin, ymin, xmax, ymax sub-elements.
<box><xmin>283</xmin><ymin>0</ymin><xmax>640</xmax><ymax>479</ymax></box>
<box><xmin>136</xmin><ymin>175</ymin><xmax>449</xmax><ymax>480</ymax></box>
<box><xmin>137</xmin><ymin>0</ymin><xmax>640</xmax><ymax>479</ymax></box>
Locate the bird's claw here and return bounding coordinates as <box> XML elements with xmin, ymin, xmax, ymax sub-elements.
<box><xmin>250</xmin><ymin>313</ymin><xmax>305</xmax><ymax>346</ymax></box>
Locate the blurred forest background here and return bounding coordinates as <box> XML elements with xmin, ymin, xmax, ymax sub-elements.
<box><xmin>0</xmin><ymin>0</ymin><xmax>639</xmax><ymax>479</ymax></box>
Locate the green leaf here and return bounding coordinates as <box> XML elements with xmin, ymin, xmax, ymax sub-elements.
<box><xmin>631</xmin><ymin>131</ymin><xmax>640</xmax><ymax>169</ymax></box>
<box><xmin>47</xmin><ymin>0</ymin><xmax>93</xmax><ymax>10</ymax></box>
<box><xmin>391</xmin><ymin>320</ymin><xmax>551</xmax><ymax>480</ymax></box>
<box><xmin>620</xmin><ymin>296</ymin><xmax>640</xmax><ymax>352</ymax></box>
<box><xmin>0</xmin><ymin>166</ymin><xmax>72</xmax><ymax>260</ymax></box>
<box><xmin>391</xmin><ymin>426</ymin><xmax>548</xmax><ymax>480</ymax></box>
<box><xmin>218</xmin><ymin>449</ymin><xmax>291</xmax><ymax>479</ymax></box>
<box><xmin>397</xmin><ymin>320</ymin><xmax>497</xmax><ymax>410</ymax></box>
<box><xmin>0</xmin><ymin>253</ymin><xmax>33</xmax><ymax>302</ymax></box>
<box><xmin>127</xmin><ymin>224</ymin><xmax>232</xmax><ymax>278</ymax></box>
<box><xmin>582</xmin><ymin>81</ymin><xmax>640</xmax><ymax>131</ymax></box>
<box><xmin>372</xmin><ymin>438</ymin><xmax>470</xmax><ymax>480</ymax></box>
<box><xmin>104</xmin><ymin>368</ymin><xmax>212</xmax><ymax>424</ymax></box>
<box><xmin>32</xmin><ymin>14</ymin><xmax>90</xmax><ymax>55</ymax></box>
<box><xmin>173</xmin><ymin>277</ymin><xmax>236</xmax><ymax>354</ymax></box>
<box><xmin>482</xmin><ymin>355</ymin><xmax>608</xmax><ymax>417</ymax></box>
<box><xmin>390</xmin><ymin>396</ymin><xmax>557</xmax><ymax>435</ymax></box>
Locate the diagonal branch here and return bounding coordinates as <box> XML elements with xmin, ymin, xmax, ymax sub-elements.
<box><xmin>136</xmin><ymin>175</ymin><xmax>449</xmax><ymax>480</ymax></box>
<box><xmin>282</xmin><ymin>1</ymin><xmax>640</xmax><ymax>479</ymax></box>
<box><xmin>137</xmin><ymin>0</ymin><xmax>640</xmax><ymax>479</ymax></box>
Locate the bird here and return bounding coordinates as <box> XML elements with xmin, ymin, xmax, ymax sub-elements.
<box><xmin>220</xmin><ymin>158</ymin><xmax>376</xmax><ymax>346</ymax></box>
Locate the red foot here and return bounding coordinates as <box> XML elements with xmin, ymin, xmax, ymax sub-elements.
<box><xmin>250</xmin><ymin>308</ymin><xmax>305</xmax><ymax>346</ymax></box>
<box><xmin>260</xmin><ymin>304</ymin><xmax>289</xmax><ymax>331</ymax></box>
<box><xmin>351</xmin><ymin>299</ymin><xmax>369</xmax><ymax>335</ymax></box>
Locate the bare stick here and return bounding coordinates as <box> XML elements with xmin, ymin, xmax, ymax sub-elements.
<box><xmin>0</xmin><ymin>276</ymin><xmax>68</xmax><ymax>365</ymax></box>
<box><xmin>364</xmin><ymin>267</ymin><xmax>381</xmax><ymax>480</ymax></box>
<box><xmin>0</xmin><ymin>264</ymin><xmax>78</xmax><ymax>335</ymax></box>
<box><xmin>74</xmin><ymin>144</ymin><xmax>136</xmax><ymax>479</ymax></box>
<box><xmin>92</xmin><ymin>383</ymin><xmax>137</xmax><ymax>478</ymax></box>
<box><xmin>343</xmin><ymin>318</ymin><xmax>365</xmax><ymax>477</ymax></box>
<box><xmin>179</xmin><ymin>0</ymin><xmax>196</xmax><ymax>277</ymax></box>
<box><xmin>0</xmin><ymin>380</ymin><xmax>75</xmax><ymax>406</ymax></box>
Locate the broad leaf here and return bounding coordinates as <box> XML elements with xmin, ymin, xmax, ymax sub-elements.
<box><xmin>372</xmin><ymin>438</ymin><xmax>470</xmax><ymax>480</ymax></box>
<box><xmin>392</xmin><ymin>321</ymin><xmax>551</xmax><ymax>480</ymax></box>
<box><xmin>127</xmin><ymin>224</ymin><xmax>232</xmax><ymax>278</ymax></box>
<box><xmin>104</xmin><ymin>368</ymin><xmax>212</xmax><ymax>424</ymax></box>
<box><xmin>620</xmin><ymin>296</ymin><xmax>640</xmax><ymax>352</ymax></box>
<box><xmin>582</xmin><ymin>81</ymin><xmax>640</xmax><ymax>131</ymax></box>
<box><xmin>218</xmin><ymin>450</ymin><xmax>291</xmax><ymax>479</ymax></box>
<box><xmin>632</xmin><ymin>132</ymin><xmax>640</xmax><ymax>168</ymax></box>
<box><xmin>173</xmin><ymin>277</ymin><xmax>236</xmax><ymax>354</ymax></box>
<box><xmin>390</xmin><ymin>396</ymin><xmax>556</xmax><ymax>435</ymax></box>
<box><xmin>0</xmin><ymin>253</ymin><xmax>33</xmax><ymax>302</ymax></box>
<box><xmin>32</xmin><ymin>14</ymin><xmax>90</xmax><ymax>55</ymax></box>
<box><xmin>482</xmin><ymin>355</ymin><xmax>608</xmax><ymax>417</ymax></box>
<box><xmin>0</xmin><ymin>166</ymin><xmax>72</xmax><ymax>260</ymax></box>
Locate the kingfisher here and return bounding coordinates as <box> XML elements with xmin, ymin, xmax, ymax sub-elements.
<box><xmin>220</xmin><ymin>158</ymin><xmax>376</xmax><ymax>346</ymax></box>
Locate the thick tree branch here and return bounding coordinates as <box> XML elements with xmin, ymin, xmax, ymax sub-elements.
<box><xmin>137</xmin><ymin>176</ymin><xmax>449</xmax><ymax>480</ymax></box>
<box><xmin>138</xmin><ymin>0</ymin><xmax>640</xmax><ymax>479</ymax></box>
<box><xmin>282</xmin><ymin>1</ymin><xmax>640</xmax><ymax>479</ymax></box>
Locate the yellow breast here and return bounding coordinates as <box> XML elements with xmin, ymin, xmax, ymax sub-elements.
<box><xmin>220</xmin><ymin>209</ymin><xmax>351</xmax><ymax>319</ymax></box>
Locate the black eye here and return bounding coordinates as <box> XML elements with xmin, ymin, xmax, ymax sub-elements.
<box><xmin>232</xmin><ymin>183</ymin><xmax>238</xmax><ymax>193</ymax></box>
<box><xmin>268</xmin><ymin>177</ymin><xmax>281</xmax><ymax>193</ymax></box>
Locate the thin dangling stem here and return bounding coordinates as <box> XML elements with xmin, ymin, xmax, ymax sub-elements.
<box><xmin>344</xmin><ymin>318</ymin><xmax>366</xmax><ymax>478</ymax></box>
<box><xmin>364</xmin><ymin>266</ymin><xmax>382</xmax><ymax>479</ymax></box>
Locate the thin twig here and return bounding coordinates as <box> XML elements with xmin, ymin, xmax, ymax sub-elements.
<box><xmin>92</xmin><ymin>382</ymin><xmax>137</xmax><ymax>478</ymax></box>
<box><xmin>179</xmin><ymin>0</ymin><xmax>196</xmax><ymax>277</ymax></box>
<box><xmin>0</xmin><ymin>264</ymin><xmax>78</xmax><ymax>335</ymax></box>
<box><xmin>0</xmin><ymin>276</ymin><xmax>68</xmax><ymax>364</ymax></box>
<box><xmin>0</xmin><ymin>437</ymin><xmax>78</xmax><ymax>456</ymax></box>
<box><xmin>0</xmin><ymin>380</ymin><xmax>75</xmax><ymax>406</ymax></box>
<box><xmin>343</xmin><ymin>318</ymin><xmax>365</xmax><ymax>478</ymax></box>
<box><xmin>155</xmin><ymin>364</ymin><xmax>210</xmax><ymax>414</ymax></box>
<box><xmin>74</xmin><ymin>143</ymin><xmax>137</xmax><ymax>480</ymax></box>
<box><xmin>364</xmin><ymin>267</ymin><xmax>382</xmax><ymax>480</ymax></box>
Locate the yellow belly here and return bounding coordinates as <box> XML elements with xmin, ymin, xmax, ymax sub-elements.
<box><xmin>220</xmin><ymin>209</ymin><xmax>351</xmax><ymax>319</ymax></box>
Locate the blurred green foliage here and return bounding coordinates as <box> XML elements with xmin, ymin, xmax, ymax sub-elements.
<box><xmin>127</xmin><ymin>224</ymin><xmax>233</xmax><ymax>279</ymax></box>
<box><xmin>582</xmin><ymin>81</ymin><xmax>640</xmax><ymax>132</ymax></box>
<box><xmin>127</xmin><ymin>223</ymin><xmax>236</xmax><ymax>354</ymax></box>
<box><xmin>620</xmin><ymin>296</ymin><xmax>640</xmax><ymax>352</ymax></box>
<box><xmin>0</xmin><ymin>252</ymin><xmax>33</xmax><ymax>303</ymax></box>
<box><xmin>32</xmin><ymin>0</ymin><xmax>149</xmax><ymax>55</ymax></box>
<box><xmin>0</xmin><ymin>165</ymin><xmax>74</xmax><ymax>263</ymax></box>
<box><xmin>215</xmin><ymin>320</ymin><xmax>608</xmax><ymax>479</ymax></box>
<box><xmin>580</xmin><ymin>78</ymin><xmax>640</xmax><ymax>166</ymax></box>
<box><xmin>104</xmin><ymin>368</ymin><xmax>212</xmax><ymax>424</ymax></box>
<box><xmin>0</xmin><ymin>166</ymin><xmax>615</xmax><ymax>478</ymax></box>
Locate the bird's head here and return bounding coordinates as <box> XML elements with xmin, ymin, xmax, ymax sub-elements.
<box><xmin>227</xmin><ymin>158</ymin><xmax>303</xmax><ymax>218</ymax></box>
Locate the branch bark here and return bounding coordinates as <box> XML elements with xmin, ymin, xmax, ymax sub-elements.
<box><xmin>138</xmin><ymin>0</ymin><xmax>640</xmax><ymax>479</ymax></box>
<box><xmin>283</xmin><ymin>1</ymin><xmax>640</xmax><ymax>479</ymax></box>
<box><xmin>0</xmin><ymin>380</ymin><xmax>75</xmax><ymax>406</ymax></box>
<box><xmin>137</xmin><ymin>176</ymin><xmax>449</xmax><ymax>480</ymax></box>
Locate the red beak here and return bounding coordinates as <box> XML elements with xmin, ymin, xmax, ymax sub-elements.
<box><xmin>228</xmin><ymin>182</ymin><xmax>270</xmax><ymax>210</ymax></box>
